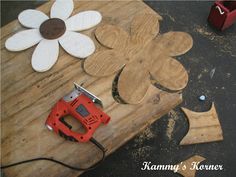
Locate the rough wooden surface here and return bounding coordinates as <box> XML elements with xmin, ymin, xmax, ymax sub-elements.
<box><xmin>84</xmin><ymin>14</ymin><xmax>192</xmax><ymax>104</ymax></box>
<box><xmin>1</xmin><ymin>1</ymin><xmax>182</xmax><ymax>177</ymax></box>
<box><xmin>180</xmin><ymin>103</ymin><xmax>223</xmax><ymax>145</ymax></box>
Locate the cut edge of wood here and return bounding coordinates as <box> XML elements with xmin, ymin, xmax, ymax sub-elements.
<box><xmin>180</xmin><ymin>102</ymin><xmax>224</xmax><ymax>145</ymax></box>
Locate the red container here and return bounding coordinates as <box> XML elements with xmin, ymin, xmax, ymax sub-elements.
<box><xmin>208</xmin><ymin>1</ymin><xmax>236</xmax><ymax>31</ymax></box>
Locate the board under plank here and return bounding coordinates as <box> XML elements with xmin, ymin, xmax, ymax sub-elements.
<box><xmin>1</xmin><ymin>1</ymin><xmax>182</xmax><ymax>177</ymax></box>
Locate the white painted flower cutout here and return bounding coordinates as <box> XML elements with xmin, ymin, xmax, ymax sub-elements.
<box><xmin>5</xmin><ymin>0</ymin><xmax>102</xmax><ymax>72</ymax></box>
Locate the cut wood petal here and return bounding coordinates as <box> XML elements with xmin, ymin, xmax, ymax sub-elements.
<box><xmin>118</xmin><ymin>61</ymin><xmax>150</xmax><ymax>104</ymax></box>
<box><xmin>32</xmin><ymin>39</ymin><xmax>59</xmax><ymax>72</ymax></box>
<box><xmin>180</xmin><ymin>103</ymin><xmax>223</xmax><ymax>145</ymax></box>
<box><xmin>95</xmin><ymin>24</ymin><xmax>129</xmax><ymax>49</ymax></box>
<box><xmin>175</xmin><ymin>155</ymin><xmax>206</xmax><ymax>177</ymax></box>
<box><xmin>156</xmin><ymin>32</ymin><xmax>193</xmax><ymax>56</ymax></box>
<box><xmin>50</xmin><ymin>0</ymin><xmax>74</xmax><ymax>20</ymax></box>
<box><xmin>150</xmin><ymin>55</ymin><xmax>188</xmax><ymax>91</ymax></box>
<box><xmin>66</xmin><ymin>11</ymin><xmax>102</xmax><ymax>31</ymax></box>
<box><xmin>59</xmin><ymin>31</ymin><xmax>95</xmax><ymax>58</ymax></box>
<box><xmin>18</xmin><ymin>9</ymin><xmax>49</xmax><ymax>28</ymax></box>
<box><xmin>130</xmin><ymin>14</ymin><xmax>159</xmax><ymax>44</ymax></box>
<box><xmin>84</xmin><ymin>50</ymin><xmax>126</xmax><ymax>77</ymax></box>
<box><xmin>5</xmin><ymin>29</ymin><xmax>42</xmax><ymax>51</ymax></box>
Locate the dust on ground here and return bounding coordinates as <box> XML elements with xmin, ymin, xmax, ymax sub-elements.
<box><xmin>131</xmin><ymin>146</ymin><xmax>154</xmax><ymax>162</ymax></box>
<box><xmin>193</xmin><ymin>24</ymin><xmax>236</xmax><ymax>57</ymax></box>
<box><xmin>166</xmin><ymin>110</ymin><xmax>180</xmax><ymax>141</ymax></box>
<box><xmin>134</xmin><ymin>127</ymin><xmax>156</xmax><ymax>145</ymax></box>
<box><xmin>130</xmin><ymin>127</ymin><xmax>156</xmax><ymax>162</ymax></box>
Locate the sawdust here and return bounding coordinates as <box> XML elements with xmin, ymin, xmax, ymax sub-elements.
<box><xmin>131</xmin><ymin>146</ymin><xmax>153</xmax><ymax>162</ymax></box>
<box><xmin>166</xmin><ymin>110</ymin><xmax>179</xmax><ymax>140</ymax></box>
<box><xmin>194</xmin><ymin>24</ymin><xmax>236</xmax><ymax>57</ymax></box>
<box><xmin>134</xmin><ymin>127</ymin><xmax>156</xmax><ymax>145</ymax></box>
<box><xmin>195</xmin><ymin>26</ymin><xmax>213</xmax><ymax>37</ymax></box>
<box><xmin>130</xmin><ymin>127</ymin><xmax>156</xmax><ymax>162</ymax></box>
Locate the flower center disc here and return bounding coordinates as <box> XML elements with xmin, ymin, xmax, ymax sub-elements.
<box><xmin>40</xmin><ymin>18</ymin><xmax>66</xmax><ymax>39</ymax></box>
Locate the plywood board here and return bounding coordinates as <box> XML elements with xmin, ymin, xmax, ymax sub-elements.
<box><xmin>84</xmin><ymin>15</ymin><xmax>192</xmax><ymax>104</ymax></box>
<box><xmin>1</xmin><ymin>1</ymin><xmax>182</xmax><ymax>177</ymax></box>
<box><xmin>180</xmin><ymin>103</ymin><xmax>223</xmax><ymax>145</ymax></box>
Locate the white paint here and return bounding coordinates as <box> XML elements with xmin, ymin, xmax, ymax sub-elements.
<box><xmin>66</xmin><ymin>11</ymin><xmax>102</xmax><ymax>31</ymax></box>
<box><xmin>59</xmin><ymin>31</ymin><xmax>95</xmax><ymax>58</ymax></box>
<box><xmin>50</xmin><ymin>0</ymin><xmax>74</xmax><ymax>20</ymax></box>
<box><xmin>216</xmin><ymin>6</ymin><xmax>225</xmax><ymax>15</ymax></box>
<box><xmin>18</xmin><ymin>9</ymin><xmax>49</xmax><ymax>28</ymax></box>
<box><xmin>5</xmin><ymin>29</ymin><xmax>42</xmax><ymax>51</ymax></box>
<box><xmin>32</xmin><ymin>39</ymin><xmax>59</xmax><ymax>72</ymax></box>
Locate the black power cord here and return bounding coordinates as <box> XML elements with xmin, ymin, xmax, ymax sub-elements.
<box><xmin>1</xmin><ymin>137</ymin><xmax>106</xmax><ymax>171</ymax></box>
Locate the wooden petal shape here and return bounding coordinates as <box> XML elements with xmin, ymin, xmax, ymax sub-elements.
<box><xmin>118</xmin><ymin>61</ymin><xmax>150</xmax><ymax>104</ymax></box>
<box><xmin>95</xmin><ymin>24</ymin><xmax>129</xmax><ymax>49</ymax></box>
<box><xmin>66</xmin><ymin>11</ymin><xmax>102</xmax><ymax>31</ymax></box>
<box><xmin>32</xmin><ymin>39</ymin><xmax>59</xmax><ymax>72</ymax></box>
<box><xmin>84</xmin><ymin>50</ymin><xmax>126</xmax><ymax>77</ymax></box>
<box><xmin>156</xmin><ymin>32</ymin><xmax>193</xmax><ymax>56</ymax></box>
<box><xmin>50</xmin><ymin>0</ymin><xmax>74</xmax><ymax>20</ymax></box>
<box><xmin>59</xmin><ymin>31</ymin><xmax>95</xmax><ymax>58</ymax></box>
<box><xmin>18</xmin><ymin>9</ymin><xmax>49</xmax><ymax>28</ymax></box>
<box><xmin>130</xmin><ymin>14</ymin><xmax>159</xmax><ymax>44</ymax></box>
<box><xmin>180</xmin><ymin>103</ymin><xmax>223</xmax><ymax>145</ymax></box>
<box><xmin>5</xmin><ymin>29</ymin><xmax>42</xmax><ymax>51</ymax></box>
<box><xmin>150</xmin><ymin>55</ymin><xmax>188</xmax><ymax>90</ymax></box>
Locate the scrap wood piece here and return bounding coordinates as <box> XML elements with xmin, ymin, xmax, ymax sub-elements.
<box><xmin>175</xmin><ymin>155</ymin><xmax>206</xmax><ymax>177</ymax></box>
<box><xmin>180</xmin><ymin>103</ymin><xmax>223</xmax><ymax>145</ymax></box>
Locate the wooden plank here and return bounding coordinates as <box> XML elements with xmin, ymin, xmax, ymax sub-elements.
<box><xmin>1</xmin><ymin>1</ymin><xmax>182</xmax><ymax>177</ymax></box>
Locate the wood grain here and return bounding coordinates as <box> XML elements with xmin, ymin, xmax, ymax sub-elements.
<box><xmin>1</xmin><ymin>1</ymin><xmax>182</xmax><ymax>177</ymax></box>
<box><xmin>130</xmin><ymin>14</ymin><xmax>159</xmax><ymax>44</ymax></box>
<box><xmin>155</xmin><ymin>32</ymin><xmax>193</xmax><ymax>57</ymax></box>
<box><xmin>150</xmin><ymin>54</ymin><xmax>189</xmax><ymax>90</ymax></box>
<box><xmin>83</xmin><ymin>50</ymin><xmax>126</xmax><ymax>77</ymax></box>
<box><xmin>118</xmin><ymin>60</ymin><xmax>151</xmax><ymax>104</ymax></box>
<box><xmin>95</xmin><ymin>24</ymin><xmax>129</xmax><ymax>49</ymax></box>
<box><xmin>175</xmin><ymin>155</ymin><xmax>206</xmax><ymax>177</ymax></box>
<box><xmin>84</xmin><ymin>11</ymin><xmax>192</xmax><ymax>104</ymax></box>
<box><xmin>180</xmin><ymin>103</ymin><xmax>223</xmax><ymax>145</ymax></box>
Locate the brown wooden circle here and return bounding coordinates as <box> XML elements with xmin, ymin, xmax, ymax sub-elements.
<box><xmin>39</xmin><ymin>18</ymin><xmax>66</xmax><ymax>39</ymax></box>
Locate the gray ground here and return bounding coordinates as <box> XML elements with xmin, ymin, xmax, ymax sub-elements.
<box><xmin>1</xmin><ymin>1</ymin><xmax>236</xmax><ymax>177</ymax></box>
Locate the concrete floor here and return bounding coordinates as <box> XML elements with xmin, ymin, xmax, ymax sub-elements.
<box><xmin>1</xmin><ymin>1</ymin><xmax>236</xmax><ymax>177</ymax></box>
